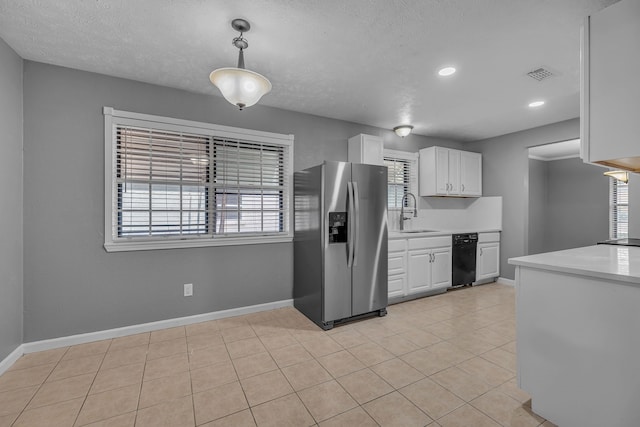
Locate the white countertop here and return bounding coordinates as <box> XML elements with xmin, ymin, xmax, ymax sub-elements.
<box><xmin>509</xmin><ymin>245</ymin><xmax>640</xmax><ymax>285</ymax></box>
<box><xmin>388</xmin><ymin>229</ymin><xmax>501</xmax><ymax>239</ymax></box>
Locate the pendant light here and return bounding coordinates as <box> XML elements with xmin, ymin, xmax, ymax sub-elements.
<box><xmin>210</xmin><ymin>19</ymin><xmax>272</xmax><ymax>110</ymax></box>
<box><xmin>604</xmin><ymin>170</ymin><xmax>629</xmax><ymax>183</ymax></box>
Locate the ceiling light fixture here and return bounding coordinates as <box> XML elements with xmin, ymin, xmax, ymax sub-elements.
<box><xmin>209</xmin><ymin>18</ymin><xmax>272</xmax><ymax>111</ymax></box>
<box><xmin>393</xmin><ymin>125</ymin><xmax>414</xmax><ymax>138</ymax></box>
<box><xmin>604</xmin><ymin>170</ymin><xmax>629</xmax><ymax>183</ymax></box>
<box><xmin>438</xmin><ymin>67</ymin><xmax>456</xmax><ymax>76</ymax></box>
<box><xmin>528</xmin><ymin>100</ymin><xmax>545</xmax><ymax>108</ymax></box>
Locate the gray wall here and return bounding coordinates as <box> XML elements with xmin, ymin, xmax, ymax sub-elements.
<box><xmin>23</xmin><ymin>61</ymin><xmax>463</xmax><ymax>342</ymax></box>
<box><xmin>527</xmin><ymin>159</ymin><xmax>548</xmax><ymax>255</ymax></box>
<box><xmin>545</xmin><ymin>158</ymin><xmax>609</xmax><ymax>250</ymax></box>
<box><xmin>472</xmin><ymin>119</ymin><xmax>580</xmax><ymax>279</ymax></box>
<box><xmin>528</xmin><ymin>157</ymin><xmax>609</xmax><ymax>254</ymax></box>
<box><xmin>0</xmin><ymin>39</ymin><xmax>23</xmax><ymax>360</ymax></box>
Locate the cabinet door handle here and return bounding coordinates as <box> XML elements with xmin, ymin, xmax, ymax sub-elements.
<box><xmin>461</xmin><ymin>184</ymin><xmax>465</xmax><ymax>192</ymax></box>
<box><xmin>479</xmin><ymin>248</ymin><xmax>483</xmax><ymax>256</ymax></box>
<box><xmin>430</xmin><ymin>253</ymin><xmax>434</xmax><ymax>263</ymax></box>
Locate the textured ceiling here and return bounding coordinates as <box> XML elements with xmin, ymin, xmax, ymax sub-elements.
<box><xmin>0</xmin><ymin>0</ymin><xmax>619</xmax><ymax>141</ymax></box>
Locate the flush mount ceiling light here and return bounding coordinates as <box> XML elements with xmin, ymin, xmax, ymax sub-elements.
<box><xmin>438</xmin><ymin>67</ymin><xmax>456</xmax><ymax>76</ymax></box>
<box><xmin>604</xmin><ymin>170</ymin><xmax>629</xmax><ymax>183</ymax></box>
<box><xmin>209</xmin><ymin>18</ymin><xmax>272</xmax><ymax>110</ymax></box>
<box><xmin>393</xmin><ymin>125</ymin><xmax>414</xmax><ymax>137</ymax></box>
<box><xmin>528</xmin><ymin>100</ymin><xmax>545</xmax><ymax>108</ymax></box>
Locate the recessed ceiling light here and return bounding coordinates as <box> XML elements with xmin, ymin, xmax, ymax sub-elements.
<box><xmin>438</xmin><ymin>67</ymin><xmax>456</xmax><ymax>76</ymax></box>
<box><xmin>529</xmin><ymin>101</ymin><xmax>545</xmax><ymax>108</ymax></box>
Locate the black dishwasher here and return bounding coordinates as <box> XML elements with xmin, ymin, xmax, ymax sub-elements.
<box><xmin>452</xmin><ymin>233</ymin><xmax>478</xmax><ymax>286</ymax></box>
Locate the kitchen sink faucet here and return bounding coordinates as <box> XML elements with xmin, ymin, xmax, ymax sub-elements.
<box><xmin>399</xmin><ymin>192</ymin><xmax>418</xmax><ymax>231</ymax></box>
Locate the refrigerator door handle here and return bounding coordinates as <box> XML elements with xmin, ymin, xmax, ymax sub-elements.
<box><xmin>347</xmin><ymin>181</ymin><xmax>355</xmax><ymax>268</ymax></box>
<box><xmin>352</xmin><ymin>181</ymin><xmax>360</xmax><ymax>267</ymax></box>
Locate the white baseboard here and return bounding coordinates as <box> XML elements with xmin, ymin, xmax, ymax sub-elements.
<box><xmin>0</xmin><ymin>345</ymin><xmax>25</xmax><ymax>376</ymax></box>
<box><xmin>1</xmin><ymin>298</ymin><xmax>293</xmax><ymax>374</ymax></box>
<box><xmin>497</xmin><ymin>277</ymin><xmax>516</xmax><ymax>287</ymax></box>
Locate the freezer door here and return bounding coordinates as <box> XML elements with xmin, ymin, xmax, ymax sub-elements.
<box><xmin>351</xmin><ymin>164</ymin><xmax>388</xmax><ymax>316</ymax></box>
<box><xmin>322</xmin><ymin>162</ymin><xmax>352</xmax><ymax>322</ymax></box>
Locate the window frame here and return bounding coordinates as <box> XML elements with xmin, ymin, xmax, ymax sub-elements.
<box><xmin>104</xmin><ymin>107</ymin><xmax>294</xmax><ymax>252</ymax></box>
<box><xmin>383</xmin><ymin>149</ymin><xmax>418</xmax><ymax>210</ymax></box>
<box><xmin>609</xmin><ymin>177</ymin><xmax>629</xmax><ymax>240</ymax></box>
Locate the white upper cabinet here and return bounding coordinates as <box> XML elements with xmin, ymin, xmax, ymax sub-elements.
<box><xmin>581</xmin><ymin>0</ymin><xmax>640</xmax><ymax>172</ymax></box>
<box><xmin>459</xmin><ymin>151</ymin><xmax>482</xmax><ymax>196</ymax></box>
<box><xmin>348</xmin><ymin>134</ymin><xmax>384</xmax><ymax>166</ymax></box>
<box><xmin>419</xmin><ymin>146</ymin><xmax>482</xmax><ymax>197</ymax></box>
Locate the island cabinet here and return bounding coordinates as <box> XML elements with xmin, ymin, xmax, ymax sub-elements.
<box><xmin>419</xmin><ymin>146</ymin><xmax>482</xmax><ymax>197</ymax></box>
<box><xmin>581</xmin><ymin>0</ymin><xmax>640</xmax><ymax>172</ymax></box>
<box><xmin>510</xmin><ymin>246</ymin><xmax>640</xmax><ymax>427</ymax></box>
<box><xmin>475</xmin><ymin>232</ymin><xmax>500</xmax><ymax>283</ymax></box>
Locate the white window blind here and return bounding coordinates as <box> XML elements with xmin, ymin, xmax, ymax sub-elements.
<box><xmin>105</xmin><ymin>108</ymin><xmax>293</xmax><ymax>251</ymax></box>
<box><xmin>610</xmin><ymin>178</ymin><xmax>628</xmax><ymax>239</ymax></box>
<box><xmin>212</xmin><ymin>138</ymin><xmax>288</xmax><ymax>235</ymax></box>
<box><xmin>117</xmin><ymin>127</ymin><xmax>209</xmax><ymax>237</ymax></box>
<box><xmin>384</xmin><ymin>154</ymin><xmax>417</xmax><ymax>209</ymax></box>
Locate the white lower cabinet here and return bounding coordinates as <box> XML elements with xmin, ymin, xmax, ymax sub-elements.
<box><xmin>388</xmin><ymin>240</ymin><xmax>407</xmax><ymax>298</ymax></box>
<box><xmin>407</xmin><ymin>246</ymin><xmax>451</xmax><ymax>293</ymax></box>
<box><xmin>389</xmin><ymin>236</ymin><xmax>452</xmax><ymax>299</ymax></box>
<box><xmin>475</xmin><ymin>232</ymin><xmax>500</xmax><ymax>283</ymax></box>
<box><xmin>407</xmin><ymin>250</ymin><xmax>432</xmax><ymax>293</ymax></box>
<box><xmin>431</xmin><ymin>248</ymin><xmax>453</xmax><ymax>289</ymax></box>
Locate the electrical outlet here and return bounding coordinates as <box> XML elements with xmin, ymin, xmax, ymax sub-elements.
<box><xmin>183</xmin><ymin>283</ymin><xmax>193</xmax><ymax>297</ymax></box>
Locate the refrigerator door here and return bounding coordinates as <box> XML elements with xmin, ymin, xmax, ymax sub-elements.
<box><xmin>322</xmin><ymin>162</ymin><xmax>352</xmax><ymax>323</ymax></box>
<box><xmin>351</xmin><ymin>164</ymin><xmax>388</xmax><ymax>316</ymax></box>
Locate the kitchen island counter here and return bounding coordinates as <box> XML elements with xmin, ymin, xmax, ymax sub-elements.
<box><xmin>509</xmin><ymin>245</ymin><xmax>640</xmax><ymax>427</ymax></box>
<box><xmin>509</xmin><ymin>244</ymin><xmax>640</xmax><ymax>285</ymax></box>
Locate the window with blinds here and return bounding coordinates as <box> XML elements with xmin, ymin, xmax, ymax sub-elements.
<box><xmin>116</xmin><ymin>127</ymin><xmax>210</xmax><ymax>237</ymax></box>
<box><xmin>212</xmin><ymin>138</ymin><xmax>286</xmax><ymax>234</ymax></box>
<box><xmin>384</xmin><ymin>156</ymin><xmax>415</xmax><ymax>209</ymax></box>
<box><xmin>610</xmin><ymin>178</ymin><xmax>628</xmax><ymax>239</ymax></box>
<box><xmin>104</xmin><ymin>108</ymin><xmax>293</xmax><ymax>251</ymax></box>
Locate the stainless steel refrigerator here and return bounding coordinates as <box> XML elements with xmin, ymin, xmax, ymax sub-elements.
<box><xmin>294</xmin><ymin>161</ymin><xmax>388</xmax><ymax>330</ymax></box>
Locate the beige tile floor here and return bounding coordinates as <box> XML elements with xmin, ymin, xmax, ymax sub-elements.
<box><xmin>0</xmin><ymin>283</ymin><xmax>558</xmax><ymax>427</ymax></box>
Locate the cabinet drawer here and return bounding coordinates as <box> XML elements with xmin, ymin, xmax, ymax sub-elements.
<box><xmin>388</xmin><ymin>253</ymin><xmax>406</xmax><ymax>276</ymax></box>
<box><xmin>478</xmin><ymin>232</ymin><xmax>500</xmax><ymax>243</ymax></box>
<box><xmin>408</xmin><ymin>236</ymin><xmax>451</xmax><ymax>250</ymax></box>
<box><xmin>388</xmin><ymin>275</ymin><xmax>405</xmax><ymax>298</ymax></box>
<box><xmin>388</xmin><ymin>239</ymin><xmax>407</xmax><ymax>252</ymax></box>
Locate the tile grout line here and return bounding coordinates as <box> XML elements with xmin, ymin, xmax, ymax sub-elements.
<box><xmin>9</xmin><ymin>345</ymin><xmax>72</xmax><ymax>426</ymax></box>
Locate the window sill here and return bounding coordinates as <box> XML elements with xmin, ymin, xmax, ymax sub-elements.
<box><xmin>104</xmin><ymin>234</ymin><xmax>293</xmax><ymax>252</ymax></box>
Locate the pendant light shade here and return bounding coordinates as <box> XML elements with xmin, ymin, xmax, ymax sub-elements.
<box><xmin>209</xmin><ymin>67</ymin><xmax>271</xmax><ymax>110</ymax></box>
<box><xmin>604</xmin><ymin>170</ymin><xmax>629</xmax><ymax>183</ymax></box>
<box><xmin>210</xmin><ymin>19</ymin><xmax>271</xmax><ymax>110</ymax></box>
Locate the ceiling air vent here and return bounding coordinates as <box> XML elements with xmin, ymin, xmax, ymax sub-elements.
<box><xmin>527</xmin><ymin>67</ymin><xmax>554</xmax><ymax>81</ymax></box>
